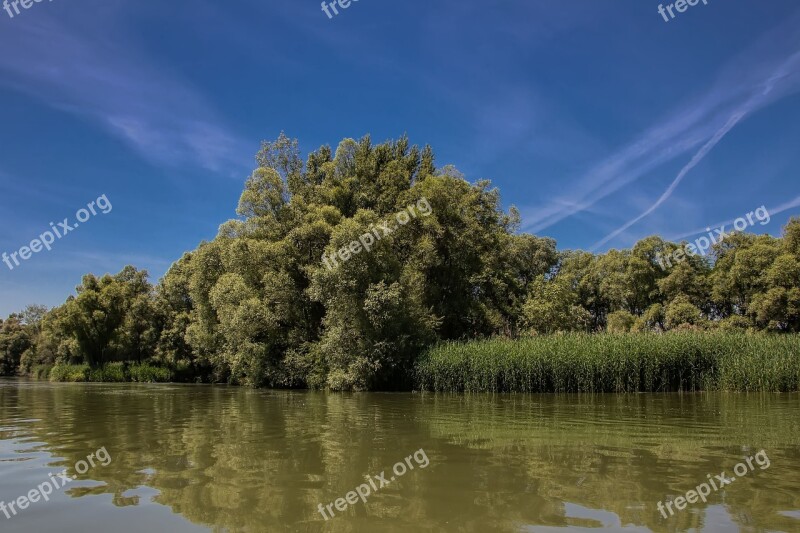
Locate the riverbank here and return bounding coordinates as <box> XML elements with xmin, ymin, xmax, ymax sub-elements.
<box><xmin>30</xmin><ymin>332</ymin><xmax>800</xmax><ymax>391</ymax></box>
<box><xmin>34</xmin><ymin>362</ymin><xmax>173</xmax><ymax>383</ymax></box>
<box><xmin>415</xmin><ymin>332</ymin><xmax>800</xmax><ymax>393</ymax></box>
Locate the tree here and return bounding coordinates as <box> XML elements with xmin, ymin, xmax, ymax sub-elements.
<box><xmin>665</xmin><ymin>295</ymin><xmax>704</xmax><ymax>330</ymax></box>
<box><xmin>60</xmin><ymin>267</ymin><xmax>156</xmax><ymax>367</ymax></box>
<box><xmin>21</xmin><ymin>304</ymin><xmax>48</xmax><ymax>333</ymax></box>
<box><xmin>522</xmin><ymin>275</ymin><xmax>592</xmax><ymax>334</ymax></box>
<box><xmin>0</xmin><ymin>315</ymin><xmax>32</xmax><ymax>375</ymax></box>
<box><xmin>607</xmin><ymin>310</ymin><xmax>636</xmax><ymax>333</ymax></box>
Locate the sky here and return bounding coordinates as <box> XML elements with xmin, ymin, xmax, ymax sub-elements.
<box><xmin>1</xmin><ymin>0</ymin><xmax>800</xmax><ymax>316</ymax></box>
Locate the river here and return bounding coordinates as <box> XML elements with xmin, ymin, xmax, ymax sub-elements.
<box><xmin>1</xmin><ymin>379</ymin><xmax>798</xmax><ymax>532</ymax></box>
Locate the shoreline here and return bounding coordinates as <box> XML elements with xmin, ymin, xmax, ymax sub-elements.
<box><xmin>12</xmin><ymin>331</ymin><xmax>800</xmax><ymax>394</ymax></box>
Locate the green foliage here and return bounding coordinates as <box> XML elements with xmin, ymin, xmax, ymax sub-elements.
<box><xmin>633</xmin><ymin>303</ymin><xmax>665</xmax><ymax>332</ymax></box>
<box><xmin>127</xmin><ymin>363</ymin><xmax>171</xmax><ymax>383</ymax></box>
<box><xmin>31</xmin><ymin>364</ymin><xmax>52</xmax><ymax>380</ymax></box>
<box><xmin>48</xmin><ymin>362</ymin><xmax>169</xmax><ymax>383</ymax></box>
<box><xmin>715</xmin><ymin>314</ymin><xmax>754</xmax><ymax>331</ymax></box>
<box><xmin>522</xmin><ymin>274</ymin><xmax>592</xmax><ymax>334</ymax></box>
<box><xmin>88</xmin><ymin>363</ymin><xmax>127</xmax><ymax>382</ymax></box>
<box><xmin>0</xmin><ymin>314</ymin><xmax>32</xmax><ymax>375</ymax></box>
<box><xmin>416</xmin><ymin>332</ymin><xmax>800</xmax><ymax>393</ymax></box>
<box><xmin>6</xmin><ymin>136</ymin><xmax>800</xmax><ymax>391</ymax></box>
<box><xmin>50</xmin><ymin>363</ymin><xmax>91</xmax><ymax>382</ymax></box>
<box><xmin>52</xmin><ymin>266</ymin><xmax>158</xmax><ymax>367</ymax></box>
<box><xmin>665</xmin><ymin>294</ymin><xmax>704</xmax><ymax>329</ymax></box>
<box><xmin>607</xmin><ymin>310</ymin><xmax>637</xmax><ymax>333</ymax></box>
<box><xmin>172</xmin><ymin>134</ymin><xmax>552</xmax><ymax>390</ymax></box>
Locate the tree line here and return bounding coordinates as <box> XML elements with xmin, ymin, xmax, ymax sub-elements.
<box><xmin>2</xmin><ymin>134</ymin><xmax>799</xmax><ymax>389</ymax></box>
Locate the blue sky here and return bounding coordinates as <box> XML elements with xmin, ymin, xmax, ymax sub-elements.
<box><xmin>2</xmin><ymin>0</ymin><xmax>800</xmax><ymax>316</ymax></box>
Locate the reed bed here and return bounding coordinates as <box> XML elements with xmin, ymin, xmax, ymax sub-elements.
<box><xmin>415</xmin><ymin>332</ymin><xmax>800</xmax><ymax>393</ymax></box>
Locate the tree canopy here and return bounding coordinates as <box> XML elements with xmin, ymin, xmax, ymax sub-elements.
<box><xmin>3</xmin><ymin>134</ymin><xmax>799</xmax><ymax>390</ymax></box>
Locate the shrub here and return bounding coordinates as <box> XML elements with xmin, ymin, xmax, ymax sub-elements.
<box><xmin>635</xmin><ymin>304</ymin><xmax>665</xmax><ymax>332</ymax></box>
<box><xmin>49</xmin><ymin>363</ymin><xmax>90</xmax><ymax>382</ymax></box>
<box><xmin>88</xmin><ymin>363</ymin><xmax>127</xmax><ymax>382</ymax></box>
<box><xmin>128</xmin><ymin>363</ymin><xmax>171</xmax><ymax>383</ymax></box>
<box><xmin>31</xmin><ymin>364</ymin><xmax>52</xmax><ymax>380</ymax></box>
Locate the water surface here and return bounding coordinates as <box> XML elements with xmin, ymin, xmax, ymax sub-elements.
<box><xmin>1</xmin><ymin>379</ymin><xmax>798</xmax><ymax>532</ymax></box>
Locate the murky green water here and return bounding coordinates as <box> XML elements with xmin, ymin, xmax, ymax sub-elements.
<box><xmin>0</xmin><ymin>380</ymin><xmax>798</xmax><ymax>532</ymax></box>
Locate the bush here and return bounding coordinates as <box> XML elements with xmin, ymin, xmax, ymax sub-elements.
<box><xmin>127</xmin><ymin>363</ymin><xmax>171</xmax><ymax>383</ymax></box>
<box><xmin>46</xmin><ymin>362</ymin><xmax>172</xmax><ymax>383</ymax></box>
<box><xmin>49</xmin><ymin>364</ymin><xmax>90</xmax><ymax>382</ymax></box>
<box><xmin>633</xmin><ymin>304</ymin><xmax>665</xmax><ymax>332</ymax></box>
<box><xmin>31</xmin><ymin>364</ymin><xmax>52</xmax><ymax>380</ymax></box>
<box><xmin>87</xmin><ymin>363</ymin><xmax>127</xmax><ymax>382</ymax></box>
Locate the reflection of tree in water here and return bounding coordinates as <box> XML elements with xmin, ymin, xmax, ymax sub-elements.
<box><xmin>4</xmin><ymin>384</ymin><xmax>800</xmax><ymax>532</ymax></box>
<box><xmin>424</xmin><ymin>393</ymin><xmax>800</xmax><ymax>532</ymax></box>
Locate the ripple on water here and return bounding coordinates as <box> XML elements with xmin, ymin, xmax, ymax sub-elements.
<box><xmin>1</xmin><ymin>384</ymin><xmax>798</xmax><ymax>532</ymax></box>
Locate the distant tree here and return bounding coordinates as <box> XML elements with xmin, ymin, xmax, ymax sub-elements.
<box><xmin>665</xmin><ymin>295</ymin><xmax>704</xmax><ymax>330</ymax></box>
<box><xmin>59</xmin><ymin>266</ymin><xmax>156</xmax><ymax>367</ymax></box>
<box><xmin>0</xmin><ymin>315</ymin><xmax>32</xmax><ymax>375</ymax></box>
<box><xmin>633</xmin><ymin>303</ymin><xmax>665</xmax><ymax>332</ymax></box>
<box><xmin>20</xmin><ymin>304</ymin><xmax>48</xmax><ymax>333</ymax></box>
<box><xmin>522</xmin><ymin>275</ymin><xmax>592</xmax><ymax>334</ymax></box>
<box><xmin>607</xmin><ymin>310</ymin><xmax>636</xmax><ymax>333</ymax></box>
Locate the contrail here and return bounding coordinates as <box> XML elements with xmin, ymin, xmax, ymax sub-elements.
<box><xmin>590</xmin><ymin>110</ymin><xmax>746</xmax><ymax>251</ymax></box>
<box><xmin>521</xmin><ymin>12</ymin><xmax>800</xmax><ymax>238</ymax></box>
<box><xmin>667</xmin><ymin>194</ymin><xmax>800</xmax><ymax>242</ymax></box>
<box><xmin>591</xmin><ymin>50</ymin><xmax>800</xmax><ymax>251</ymax></box>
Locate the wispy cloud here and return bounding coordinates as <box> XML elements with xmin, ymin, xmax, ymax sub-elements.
<box><xmin>592</xmin><ymin>49</ymin><xmax>800</xmax><ymax>251</ymax></box>
<box><xmin>521</xmin><ymin>11</ymin><xmax>800</xmax><ymax>244</ymax></box>
<box><xmin>590</xmin><ymin>110</ymin><xmax>747</xmax><ymax>250</ymax></box>
<box><xmin>770</xmin><ymin>195</ymin><xmax>800</xmax><ymax>218</ymax></box>
<box><xmin>0</xmin><ymin>5</ymin><xmax>250</xmax><ymax>174</ymax></box>
<box><xmin>667</xmin><ymin>193</ymin><xmax>800</xmax><ymax>242</ymax></box>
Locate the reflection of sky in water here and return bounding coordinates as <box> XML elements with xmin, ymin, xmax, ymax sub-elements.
<box><xmin>525</xmin><ymin>502</ymin><xmax>800</xmax><ymax>532</ymax></box>
<box><xmin>526</xmin><ymin>502</ymin><xmax>652</xmax><ymax>531</ymax></box>
<box><xmin>526</xmin><ymin>502</ymin><xmax>774</xmax><ymax>532</ymax></box>
<box><xmin>696</xmin><ymin>505</ymin><xmax>739</xmax><ymax>532</ymax></box>
<box><xmin>0</xmin><ymin>434</ymin><xmax>206</xmax><ymax>532</ymax></box>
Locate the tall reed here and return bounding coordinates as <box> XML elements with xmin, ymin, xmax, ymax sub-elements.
<box><xmin>415</xmin><ymin>332</ymin><xmax>800</xmax><ymax>393</ymax></box>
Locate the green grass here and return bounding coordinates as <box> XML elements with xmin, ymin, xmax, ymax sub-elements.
<box><xmin>415</xmin><ymin>332</ymin><xmax>800</xmax><ymax>393</ymax></box>
<box><xmin>48</xmin><ymin>362</ymin><xmax>172</xmax><ymax>383</ymax></box>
